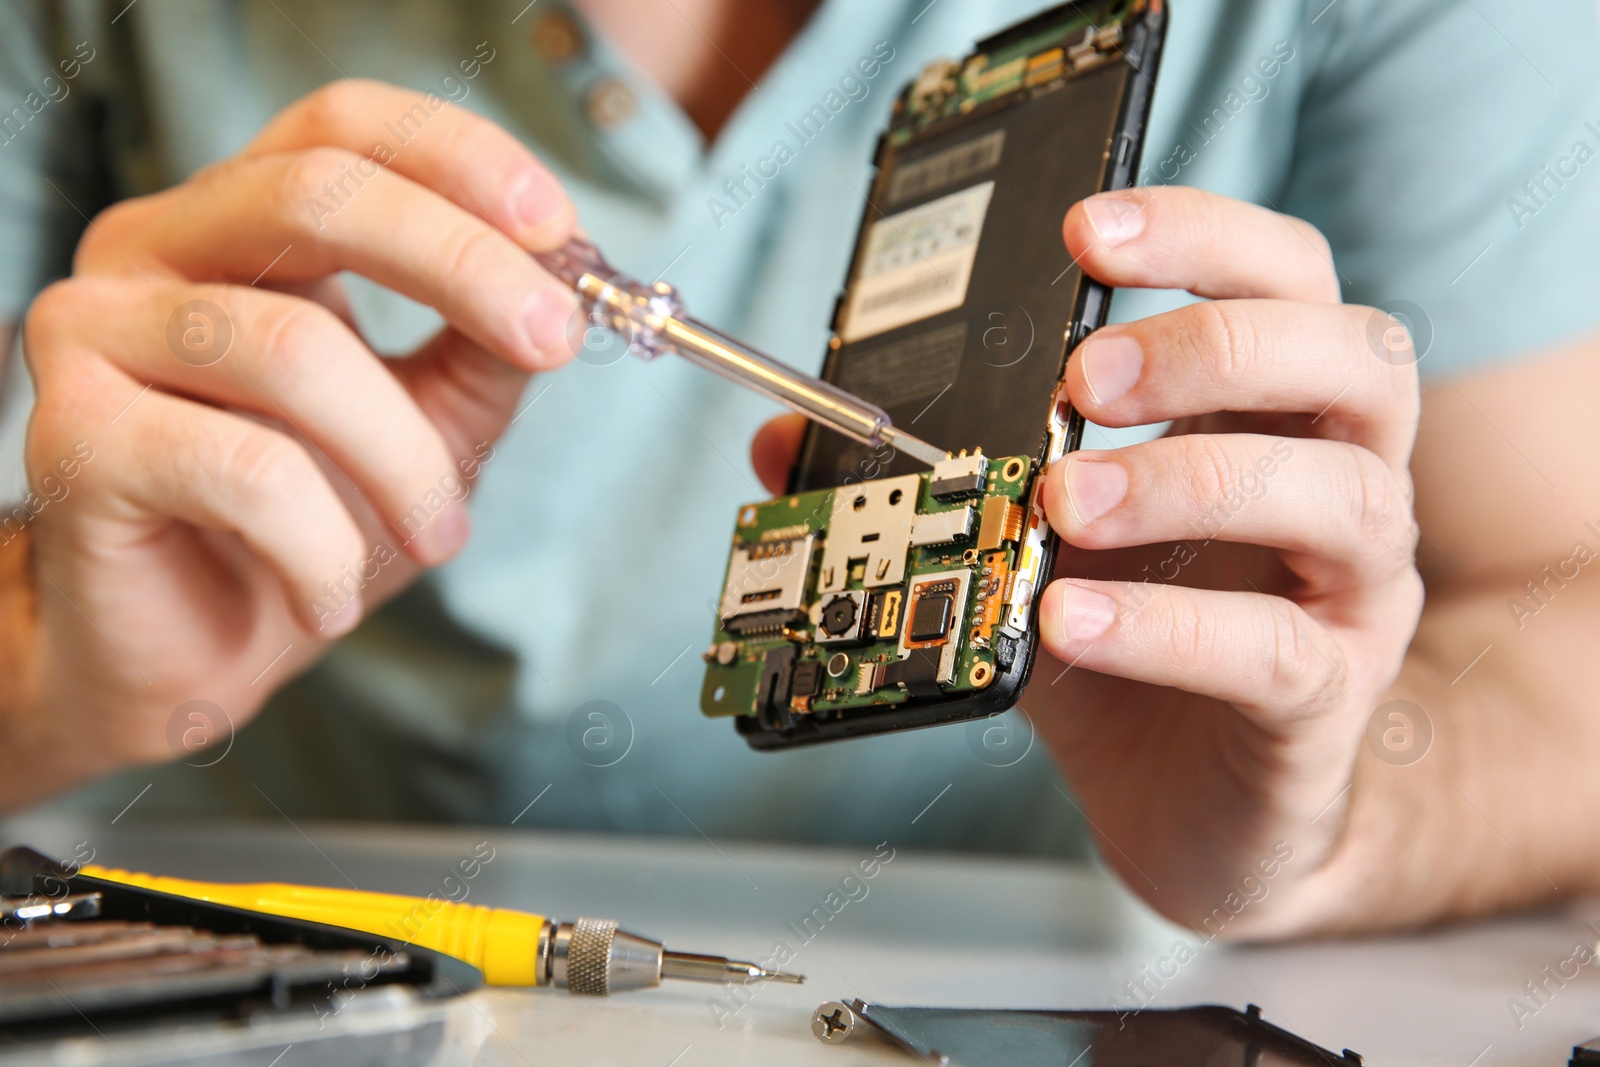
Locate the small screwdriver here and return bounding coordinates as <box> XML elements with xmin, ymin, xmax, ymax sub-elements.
<box><xmin>79</xmin><ymin>864</ymin><xmax>802</xmax><ymax>995</ymax></box>
<box><xmin>534</xmin><ymin>237</ymin><xmax>949</xmax><ymax>469</ymax></box>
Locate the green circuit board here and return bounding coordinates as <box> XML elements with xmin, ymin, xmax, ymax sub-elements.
<box><xmin>700</xmin><ymin>454</ymin><xmax>1038</xmax><ymax>728</ymax></box>
<box><xmin>888</xmin><ymin>0</ymin><xmax>1150</xmax><ymax>144</ymax></box>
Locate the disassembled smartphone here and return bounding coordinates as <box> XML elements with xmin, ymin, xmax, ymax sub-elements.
<box><xmin>701</xmin><ymin>0</ymin><xmax>1166</xmax><ymax>749</ymax></box>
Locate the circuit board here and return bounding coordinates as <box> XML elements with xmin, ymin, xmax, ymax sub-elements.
<box><xmin>701</xmin><ymin>453</ymin><xmax>1040</xmax><ymax>728</ymax></box>
<box><xmin>701</xmin><ymin>0</ymin><xmax>1164</xmax><ymax>748</ymax></box>
<box><xmin>892</xmin><ymin>0</ymin><xmax>1145</xmax><ymax>141</ymax></box>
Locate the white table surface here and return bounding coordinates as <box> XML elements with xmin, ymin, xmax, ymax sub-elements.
<box><xmin>3</xmin><ymin>812</ymin><xmax>1599</xmax><ymax>1066</ymax></box>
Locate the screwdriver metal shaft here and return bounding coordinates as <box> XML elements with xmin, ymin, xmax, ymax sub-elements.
<box><xmin>662</xmin><ymin>950</ymin><xmax>805</xmax><ymax>985</ymax></box>
<box><xmin>544</xmin><ymin>917</ymin><xmax>802</xmax><ymax>995</ymax></box>
<box><xmin>534</xmin><ymin>238</ymin><xmax>949</xmax><ymax>468</ymax></box>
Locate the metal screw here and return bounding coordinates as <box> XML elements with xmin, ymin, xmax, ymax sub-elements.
<box><xmin>812</xmin><ymin>1001</ymin><xmax>856</xmax><ymax>1044</ymax></box>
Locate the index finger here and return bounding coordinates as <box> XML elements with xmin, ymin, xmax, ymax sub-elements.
<box><xmin>1063</xmin><ymin>186</ymin><xmax>1342</xmax><ymax>305</ymax></box>
<box><xmin>242</xmin><ymin>78</ymin><xmax>576</xmax><ymax>251</ymax></box>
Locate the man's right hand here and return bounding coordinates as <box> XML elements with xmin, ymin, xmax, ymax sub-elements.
<box><xmin>1</xmin><ymin>80</ymin><xmax>582</xmax><ymax>810</ymax></box>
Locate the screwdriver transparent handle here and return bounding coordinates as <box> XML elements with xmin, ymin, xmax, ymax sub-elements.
<box><xmin>534</xmin><ymin>238</ymin><xmax>683</xmax><ymax>365</ymax></box>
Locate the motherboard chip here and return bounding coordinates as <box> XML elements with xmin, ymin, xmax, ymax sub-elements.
<box><xmin>868</xmin><ymin>588</ymin><xmax>904</xmax><ymax>640</ymax></box>
<box><xmin>791</xmin><ymin>659</ymin><xmax>822</xmax><ymax>699</ymax></box>
<box><xmin>909</xmin><ymin>594</ymin><xmax>954</xmax><ymax>643</ymax></box>
<box><xmin>898</xmin><ymin>571</ymin><xmax>972</xmax><ymax>683</ymax></box>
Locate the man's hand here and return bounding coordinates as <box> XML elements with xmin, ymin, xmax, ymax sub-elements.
<box><xmin>1</xmin><ymin>80</ymin><xmax>581</xmax><ymax>810</ymax></box>
<box><xmin>752</xmin><ymin>186</ymin><xmax>1426</xmax><ymax>935</ymax></box>
<box><xmin>1027</xmin><ymin>187</ymin><xmax>1422</xmax><ymax>936</ymax></box>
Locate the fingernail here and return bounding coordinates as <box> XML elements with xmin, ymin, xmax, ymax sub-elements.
<box><xmin>1060</xmin><ymin>584</ymin><xmax>1117</xmax><ymax>641</ymax></box>
<box><xmin>510</xmin><ymin>168</ymin><xmax>572</xmax><ymax>243</ymax></box>
<box><xmin>1080</xmin><ymin>332</ymin><xmax>1143</xmax><ymax>406</ymax></box>
<box><xmin>1083</xmin><ymin>193</ymin><xmax>1146</xmax><ymax>247</ymax></box>
<box><xmin>523</xmin><ymin>286</ymin><xmax>582</xmax><ymax>366</ymax></box>
<box><xmin>1064</xmin><ymin>456</ymin><xmax>1128</xmax><ymax>525</ymax></box>
<box><xmin>416</xmin><ymin>503</ymin><xmax>472</xmax><ymax>564</ymax></box>
<box><xmin>319</xmin><ymin>595</ymin><xmax>364</xmax><ymax>638</ymax></box>
<box><xmin>566</xmin><ymin>302</ymin><xmax>593</xmax><ymax>356</ymax></box>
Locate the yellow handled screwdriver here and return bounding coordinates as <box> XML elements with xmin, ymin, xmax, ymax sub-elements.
<box><xmin>80</xmin><ymin>864</ymin><xmax>802</xmax><ymax>995</ymax></box>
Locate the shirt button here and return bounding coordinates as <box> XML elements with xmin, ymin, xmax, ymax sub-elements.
<box><xmin>529</xmin><ymin>10</ymin><xmax>583</xmax><ymax>65</ymax></box>
<box><xmin>586</xmin><ymin>79</ymin><xmax>638</xmax><ymax>128</ymax></box>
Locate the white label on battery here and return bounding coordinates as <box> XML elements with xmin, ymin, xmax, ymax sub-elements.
<box><xmin>839</xmin><ymin>180</ymin><xmax>994</xmax><ymax>343</ymax></box>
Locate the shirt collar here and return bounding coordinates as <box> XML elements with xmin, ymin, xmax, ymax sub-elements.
<box><xmin>522</xmin><ymin>0</ymin><xmax>916</xmax><ymax>199</ymax></box>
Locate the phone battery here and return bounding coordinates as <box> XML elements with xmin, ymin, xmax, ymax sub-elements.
<box><xmin>797</xmin><ymin>0</ymin><xmax>1164</xmax><ymax>490</ymax></box>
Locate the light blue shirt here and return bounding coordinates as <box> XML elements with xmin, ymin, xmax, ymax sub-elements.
<box><xmin>3</xmin><ymin>0</ymin><xmax>1598</xmax><ymax>855</ymax></box>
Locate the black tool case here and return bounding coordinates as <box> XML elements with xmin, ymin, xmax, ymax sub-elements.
<box><xmin>0</xmin><ymin>846</ymin><xmax>481</xmax><ymax>1065</ymax></box>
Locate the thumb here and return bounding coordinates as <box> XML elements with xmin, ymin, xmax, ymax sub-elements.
<box><xmin>392</xmin><ymin>325</ymin><xmax>557</xmax><ymax>469</ymax></box>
